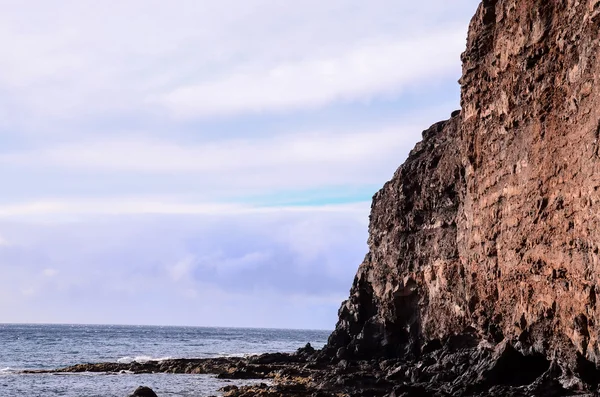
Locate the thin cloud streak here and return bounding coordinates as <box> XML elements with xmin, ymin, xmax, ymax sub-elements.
<box><xmin>0</xmin><ymin>122</ymin><xmax>432</xmax><ymax>196</ymax></box>
<box><xmin>157</xmin><ymin>29</ymin><xmax>466</xmax><ymax>118</ymax></box>
<box><xmin>1</xmin><ymin>124</ymin><xmax>422</xmax><ymax>172</ymax></box>
<box><xmin>0</xmin><ymin>198</ymin><xmax>370</xmax><ymax>219</ymax></box>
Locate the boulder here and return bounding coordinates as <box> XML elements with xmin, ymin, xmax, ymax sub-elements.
<box><xmin>128</xmin><ymin>386</ymin><xmax>158</xmax><ymax>397</ymax></box>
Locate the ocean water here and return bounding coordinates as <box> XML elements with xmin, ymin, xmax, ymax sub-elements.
<box><xmin>0</xmin><ymin>324</ymin><xmax>330</xmax><ymax>397</ymax></box>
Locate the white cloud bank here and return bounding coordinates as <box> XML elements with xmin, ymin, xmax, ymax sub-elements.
<box><xmin>0</xmin><ymin>0</ymin><xmax>477</xmax><ymax>123</ymax></box>
<box><xmin>0</xmin><ymin>206</ymin><xmax>368</xmax><ymax>328</ymax></box>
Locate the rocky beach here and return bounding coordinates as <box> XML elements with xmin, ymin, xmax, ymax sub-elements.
<box><xmin>33</xmin><ymin>340</ymin><xmax>567</xmax><ymax>396</ymax></box>
<box><xmin>33</xmin><ymin>0</ymin><xmax>600</xmax><ymax>395</ymax></box>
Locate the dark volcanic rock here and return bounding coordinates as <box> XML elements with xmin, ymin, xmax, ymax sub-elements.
<box><xmin>327</xmin><ymin>115</ymin><xmax>464</xmax><ymax>361</ymax></box>
<box><xmin>128</xmin><ymin>386</ymin><xmax>158</xmax><ymax>397</ymax></box>
<box><xmin>296</xmin><ymin>342</ymin><xmax>315</xmax><ymax>357</ymax></box>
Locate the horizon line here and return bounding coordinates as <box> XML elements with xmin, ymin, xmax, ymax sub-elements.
<box><xmin>0</xmin><ymin>321</ymin><xmax>333</xmax><ymax>333</ymax></box>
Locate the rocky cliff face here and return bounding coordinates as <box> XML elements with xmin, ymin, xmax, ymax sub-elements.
<box><xmin>328</xmin><ymin>0</ymin><xmax>600</xmax><ymax>382</ymax></box>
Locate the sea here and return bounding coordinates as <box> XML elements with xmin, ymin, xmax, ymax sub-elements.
<box><xmin>0</xmin><ymin>324</ymin><xmax>330</xmax><ymax>397</ymax></box>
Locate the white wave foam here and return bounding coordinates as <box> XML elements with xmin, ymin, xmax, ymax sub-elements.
<box><xmin>0</xmin><ymin>367</ymin><xmax>15</xmax><ymax>373</ymax></box>
<box><xmin>116</xmin><ymin>356</ymin><xmax>172</xmax><ymax>364</ymax></box>
<box><xmin>217</xmin><ymin>352</ymin><xmax>259</xmax><ymax>358</ymax></box>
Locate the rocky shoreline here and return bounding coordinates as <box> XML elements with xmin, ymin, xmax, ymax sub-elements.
<box><xmin>26</xmin><ymin>339</ymin><xmax>592</xmax><ymax>396</ymax></box>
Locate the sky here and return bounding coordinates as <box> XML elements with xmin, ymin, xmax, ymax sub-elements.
<box><xmin>0</xmin><ymin>0</ymin><xmax>481</xmax><ymax>330</ymax></box>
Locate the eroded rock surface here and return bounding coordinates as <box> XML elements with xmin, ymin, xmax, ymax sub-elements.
<box><xmin>328</xmin><ymin>0</ymin><xmax>600</xmax><ymax>392</ymax></box>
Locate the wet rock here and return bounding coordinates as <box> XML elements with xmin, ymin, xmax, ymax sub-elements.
<box><xmin>335</xmin><ymin>347</ymin><xmax>347</xmax><ymax>360</ymax></box>
<box><xmin>296</xmin><ymin>342</ymin><xmax>316</xmax><ymax>359</ymax></box>
<box><xmin>128</xmin><ymin>386</ymin><xmax>158</xmax><ymax>397</ymax></box>
<box><xmin>249</xmin><ymin>352</ymin><xmax>295</xmax><ymax>365</ymax></box>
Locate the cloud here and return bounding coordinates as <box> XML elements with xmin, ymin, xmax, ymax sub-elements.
<box><xmin>43</xmin><ymin>268</ymin><xmax>59</xmax><ymax>277</ymax></box>
<box><xmin>1</xmin><ymin>125</ymin><xmax>416</xmax><ymax>170</ymax></box>
<box><xmin>0</xmin><ymin>205</ymin><xmax>368</xmax><ymax>328</ymax></box>
<box><xmin>0</xmin><ymin>0</ymin><xmax>478</xmax><ymax>124</ymax></box>
<box><xmin>0</xmin><ymin>198</ymin><xmax>369</xmax><ymax>219</ymax></box>
<box><xmin>156</xmin><ymin>30</ymin><xmax>466</xmax><ymax>118</ymax></box>
<box><xmin>0</xmin><ymin>120</ymin><xmax>432</xmax><ymax>201</ymax></box>
<box><xmin>195</xmin><ymin>251</ymin><xmax>273</xmax><ymax>277</ymax></box>
<box><xmin>168</xmin><ymin>255</ymin><xmax>197</xmax><ymax>282</ymax></box>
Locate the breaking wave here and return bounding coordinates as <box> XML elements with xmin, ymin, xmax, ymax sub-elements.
<box><xmin>116</xmin><ymin>356</ymin><xmax>172</xmax><ymax>364</ymax></box>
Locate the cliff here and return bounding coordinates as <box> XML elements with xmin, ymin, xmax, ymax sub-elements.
<box><xmin>328</xmin><ymin>0</ymin><xmax>600</xmax><ymax>388</ymax></box>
